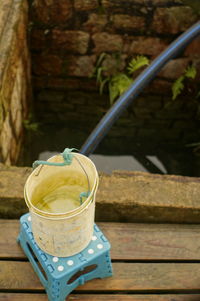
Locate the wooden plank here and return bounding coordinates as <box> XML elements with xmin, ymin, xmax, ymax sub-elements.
<box><xmin>1</xmin><ymin>261</ymin><xmax>200</xmax><ymax>292</ymax></box>
<box><xmin>101</xmin><ymin>222</ymin><xmax>200</xmax><ymax>261</ymax></box>
<box><xmin>0</xmin><ymin>220</ymin><xmax>22</xmax><ymax>259</ymax></box>
<box><xmin>1</xmin><ymin>220</ymin><xmax>200</xmax><ymax>261</ymax></box>
<box><xmin>0</xmin><ymin>293</ymin><xmax>200</xmax><ymax>301</ymax></box>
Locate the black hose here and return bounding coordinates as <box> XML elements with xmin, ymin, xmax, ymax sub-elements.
<box><xmin>80</xmin><ymin>21</ymin><xmax>200</xmax><ymax>156</ymax></box>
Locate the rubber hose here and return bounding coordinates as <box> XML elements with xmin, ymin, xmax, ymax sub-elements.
<box><xmin>81</xmin><ymin>21</ymin><xmax>200</xmax><ymax>156</ymax></box>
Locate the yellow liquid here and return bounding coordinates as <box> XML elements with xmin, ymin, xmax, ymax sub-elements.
<box><xmin>31</xmin><ymin>173</ymin><xmax>88</xmax><ymax>214</ymax></box>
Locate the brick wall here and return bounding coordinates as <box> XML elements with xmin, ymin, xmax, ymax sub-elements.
<box><xmin>0</xmin><ymin>0</ymin><xmax>31</xmax><ymax>165</ymax></box>
<box><xmin>29</xmin><ymin>0</ymin><xmax>200</xmax><ymax>147</ymax></box>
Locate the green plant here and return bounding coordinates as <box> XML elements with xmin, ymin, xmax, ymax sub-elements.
<box><xmin>94</xmin><ymin>53</ymin><xmax>198</xmax><ymax>106</ymax></box>
<box><xmin>171</xmin><ymin>63</ymin><xmax>200</xmax><ymax>153</ymax></box>
<box><xmin>93</xmin><ymin>53</ymin><xmax>149</xmax><ymax>105</ymax></box>
<box><xmin>172</xmin><ymin>64</ymin><xmax>197</xmax><ymax>100</ymax></box>
<box><xmin>23</xmin><ymin>115</ymin><xmax>39</xmax><ymax>132</ymax></box>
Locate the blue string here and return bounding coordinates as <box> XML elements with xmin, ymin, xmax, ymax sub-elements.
<box><xmin>32</xmin><ymin>148</ymin><xmax>90</xmax><ymax>205</ymax></box>
<box><xmin>79</xmin><ymin>191</ymin><xmax>90</xmax><ymax>205</ymax></box>
<box><xmin>32</xmin><ymin>148</ymin><xmax>78</xmax><ymax>169</ymax></box>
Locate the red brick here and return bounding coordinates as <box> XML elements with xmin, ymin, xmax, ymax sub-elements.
<box><xmin>66</xmin><ymin>55</ymin><xmax>96</xmax><ymax>77</ymax></box>
<box><xmin>129</xmin><ymin>37</ymin><xmax>168</xmax><ymax>56</ymax></box>
<box><xmin>74</xmin><ymin>0</ymin><xmax>99</xmax><ymax>10</ymax></box>
<box><xmin>102</xmin><ymin>0</ymin><xmax>152</xmax><ymax>9</ymax></box>
<box><xmin>33</xmin><ymin>76</ymin><xmax>98</xmax><ymax>92</ymax></box>
<box><xmin>52</xmin><ymin>30</ymin><xmax>90</xmax><ymax>54</ymax></box>
<box><xmin>158</xmin><ymin>58</ymin><xmax>190</xmax><ymax>79</ymax></box>
<box><xmin>152</xmin><ymin>7</ymin><xmax>197</xmax><ymax>34</ymax></box>
<box><xmin>101</xmin><ymin>54</ymin><xmax>127</xmax><ymax>76</ymax></box>
<box><xmin>30</xmin><ymin>29</ymin><xmax>48</xmax><ymax>50</ymax></box>
<box><xmin>32</xmin><ymin>54</ymin><xmax>62</xmax><ymax>76</ymax></box>
<box><xmin>83</xmin><ymin>13</ymin><xmax>108</xmax><ymax>33</ymax></box>
<box><xmin>144</xmin><ymin>79</ymin><xmax>172</xmax><ymax>95</ymax></box>
<box><xmin>112</xmin><ymin>14</ymin><xmax>146</xmax><ymax>31</ymax></box>
<box><xmin>92</xmin><ymin>32</ymin><xmax>123</xmax><ymax>53</ymax></box>
<box><xmin>185</xmin><ymin>36</ymin><xmax>200</xmax><ymax>57</ymax></box>
<box><xmin>152</xmin><ymin>0</ymin><xmax>182</xmax><ymax>4</ymax></box>
<box><xmin>32</xmin><ymin>0</ymin><xmax>73</xmax><ymax>25</ymax></box>
<box><xmin>31</xmin><ymin>0</ymin><xmax>49</xmax><ymax>24</ymax></box>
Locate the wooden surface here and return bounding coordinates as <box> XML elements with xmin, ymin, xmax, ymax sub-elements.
<box><xmin>2</xmin><ymin>220</ymin><xmax>200</xmax><ymax>260</ymax></box>
<box><xmin>0</xmin><ymin>294</ymin><xmax>200</xmax><ymax>301</ymax></box>
<box><xmin>1</xmin><ymin>261</ymin><xmax>200</xmax><ymax>291</ymax></box>
<box><xmin>1</xmin><ymin>220</ymin><xmax>200</xmax><ymax>300</ymax></box>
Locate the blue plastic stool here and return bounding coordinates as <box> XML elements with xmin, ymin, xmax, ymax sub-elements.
<box><xmin>18</xmin><ymin>213</ymin><xmax>113</xmax><ymax>301</ymax></box>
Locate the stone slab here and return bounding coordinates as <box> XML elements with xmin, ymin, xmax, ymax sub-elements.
<box><xmin>1</xmin><ymin>164</ymin><xmax>200</xmax><ymax>223</ymax></box>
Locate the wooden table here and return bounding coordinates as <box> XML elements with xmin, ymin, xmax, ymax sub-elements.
<box><xmin>1</xmin><ymin>219</ymin><xmax>200</xmax><ymax>300</ymax></box>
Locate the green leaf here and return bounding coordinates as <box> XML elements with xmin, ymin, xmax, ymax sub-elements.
<box><xmin>96</xmin><ymin>67</ymin><xmax>103</xmax><ymax>83</ymax></box>
<box><xmin>171</xmin><ymin>65</ymin><xmax>197</xmax><ymax>100</ymax></box>
<box><xmin>127</xmin><ymin>55</ymin><xmax>149</xmax><ymax>75</ymax></box>
<box><xmin>185</xmin><ymin>65</ymin><xmax>197</xmax><ymax>79</ymax></box>
<box><xmin>186</xmin><ymin>142</ymin><xmax>200</xmax><ymax>147</ymax></box>
<box><xmin>109</xmin><ymin>73</ymin><xmax>133</xmax><ymax>104</ymax></box>
<box><xmin>96</xmin><ymin>52</ymin><xmax>107</xmax><ymax>67</ymax></box>
<box><xmin>23</xmin><ymin>120</ymin><xmax>39</xmax><ymax>132</ymax></box>
<box><xmin>196</xmin><ymin>89</ymin><xmax>200</xmax><ymax>99</ymax></box>
<box><xmin>96</xmin><ymin>66</ymin><xmax>106</xmax><ymax>83</ymax></box>
<box><xmin>100</xmin><ymin>77</ymin><xmax>109</xmax><ymax>94</ymax></box>
<box><xmin>90</xmin><ymin>53</ymin><xmax>107</xmax><ymax>79</ymax></box>
<box><xmin>109</xmin><ymin>82</ymin><xmax>119</xmax><ymax>105</ymax></box>
<box><xmin>114</xmin><ymin>74</ymin><xmax>133</xmax><ymax>95</ymax></box>
<box><xmin>172</xmin><ymin>75</ymin><xmax>185</xmax><ymax>100</ymax></box>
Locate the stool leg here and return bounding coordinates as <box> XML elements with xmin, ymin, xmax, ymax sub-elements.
<box><xmin>18</xmin><ymin>214</ymin><xmax>113</xmax><ymax>301</ymax></box>
<box><xmin>46</xmin><ymin>280</ymin><xmax>70</xmax><ymax>301</ymax></box>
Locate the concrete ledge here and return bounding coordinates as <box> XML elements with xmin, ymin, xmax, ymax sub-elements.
<box><xmin>96</xmin><ymin>170</ymin><xmax>200</xmax><ymax>223</ymax></box>
<box><xmin>1</xmin><ymin>164</ymin><xmax>200</xmax><ymax>223</ymax></box>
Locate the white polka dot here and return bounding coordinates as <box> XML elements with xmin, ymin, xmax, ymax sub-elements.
<box><xmin>28</xmin><ymin>216</ymin><xmax>31</xmax><ymax>222</ymax></box>
<box><xmin>58</xmin><ymin>265</ymin><xmax>64</xmax><ymax>272</ymax></box>
<box><xmin>92</xmin><ymin>235</ymin><xmax>97</xmax><ymax>241</ymax></box>
<box><xmin>97</xmin><ymin>244</ymin><xmax>103</xmax><ymax>249</ymax></box>
<box><xmin>88</xmin><ymin>248</ymin><xmax>94</xmax><ymax>254</ymax></box>
<box><xmin>67</xmin><ymin>260</ymin><xmax>74</xmax><ymax>266</ymax></box>
<box><xmin>53</xmin><ymin>257</ymin><xmax>59</xmax><ymax>263</ymax></box>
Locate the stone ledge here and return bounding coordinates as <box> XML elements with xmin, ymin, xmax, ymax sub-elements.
<box><xmin>1</xmin><ymin>164</ymin><xmax>200</xmax><ymax>223</ymax></box>
<box><xmin>96</xmin><ymin>170</ymin><xmax>200</xmax><ymax>223</ymax></box>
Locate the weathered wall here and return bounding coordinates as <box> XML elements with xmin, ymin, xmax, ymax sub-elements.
<box><xmin>29</xmin><ymin>0</ymin><xmax>200</xmax><ymax>145</ymax></box>
<box><xmin>0</xmin><ymin>0</ymin><xmax>31</xmax><ymax>165</ymax></box>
